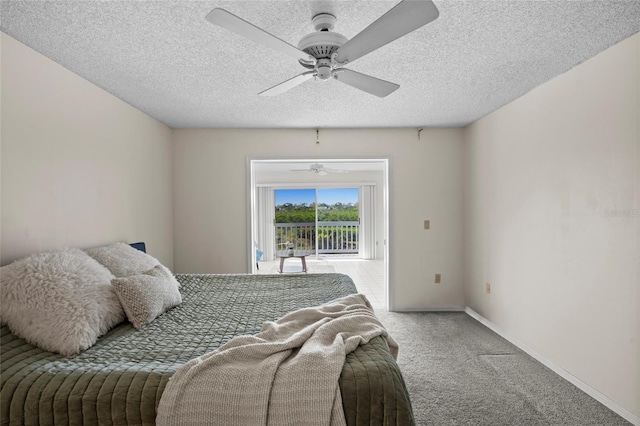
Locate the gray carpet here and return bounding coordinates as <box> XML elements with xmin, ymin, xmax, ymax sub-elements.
<box><xmin>374</xmin><ymin>311</ymin><xmax>631</xmax><ymax>426</ymax></box>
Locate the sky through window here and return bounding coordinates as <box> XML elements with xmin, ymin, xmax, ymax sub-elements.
<box><xmin>275</xmin><ymin>188</ymin><xmax>358</xmax><ymax>205</ymax></box>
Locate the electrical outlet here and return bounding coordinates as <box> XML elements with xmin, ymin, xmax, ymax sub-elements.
<box><xmin>435</xmin><ymin>274</ymin><xmax>441</xmax><ymax>284</ymax></box>
<box><xmin>486</xmin><ymin>282</ymin><xmax>491</xmax><ymax>294</ymax></box>
<box><xmin>424</xmin><ymin>220</ymin><xmax>430</xmax><ymax>230</ymax></box>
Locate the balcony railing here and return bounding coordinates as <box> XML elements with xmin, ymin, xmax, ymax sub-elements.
<box><xmin>275</xmin><ymin>221</ymin><xmax>359</xmax><ymax>254</ymax></box>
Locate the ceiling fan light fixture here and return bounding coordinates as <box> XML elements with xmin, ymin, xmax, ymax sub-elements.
<box><xmin>316</xmin><ymin>59</ymin><xmax>332</xmax><ymax>80</ymax></box>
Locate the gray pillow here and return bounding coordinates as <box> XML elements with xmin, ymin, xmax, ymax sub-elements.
<box><xmin>112</xmin><ymin>265</ymin><xmax>182</xmax><ymax>330</ymax></box>
<box><xmin>86</xmin><ymin>242</ymin><xmax>160</xmax><ymax>277</ymax></box>
<box><xmin>0</xmin><ymin>248</ymin><xmax>125</xmax><ymax>356</ymax></box>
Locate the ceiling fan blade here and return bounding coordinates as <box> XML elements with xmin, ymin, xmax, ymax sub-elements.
<box><xmin>259</xmin><ymin>71</ymin><xmax>315</xmax><ymax>96</ymax></box>
<box><xmin>334</xmin><ymin>69</ymin><xmax>399</xmax><ymax>98</ymax></box>
<box><xmin>206</xmin><ymin>8</ymin><xmax>311</xmax><ymax>62</ymax></box>
<box><xmin>334</xmin><ymin>0</ymin><xmax>439</xmax><ymax>64</ymax></box>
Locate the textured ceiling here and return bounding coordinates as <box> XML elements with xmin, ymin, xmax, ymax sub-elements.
<box><xmin>2</xmin><ymin>1</ymin><xmax>639</xmax><ymax>129</ymax></box>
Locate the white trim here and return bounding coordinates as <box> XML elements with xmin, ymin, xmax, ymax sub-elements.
<box><xmin>465</xmin><ymin>307</ymin><xmax>640</xmax><ymax>426</ymax></box>
<box><xmin>383</xmin><ymin>157</ymin><xmax>391</xmax><ymax>311</ymax></box>
<box><xmin>250</xmin><ymin>156</ymin><xmax>388</xmax><ymax>165</ymax></box>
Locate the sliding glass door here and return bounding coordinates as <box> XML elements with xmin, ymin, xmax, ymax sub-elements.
<box><xmin>316</xmin><ymin>188</ymin><xmax>359</xmax><ymax>255</ymax></box>
<box><xmin>274</xmin><ymin>189</ymin><xmax>316</xmax><ymax>252</ymax></box>
<box><xmin>274</xmin><ymin>188</ymin><xmax>360</xmax><ymax>257</ymax></box>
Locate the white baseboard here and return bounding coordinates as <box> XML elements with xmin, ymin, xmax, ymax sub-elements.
<box><xmin>464</xmin><ymin>307</ymin><xmax>640</xmax><ymax>426</ymax></box>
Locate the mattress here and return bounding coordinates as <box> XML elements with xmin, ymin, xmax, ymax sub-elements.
<box><xmin>1</xmin><ymin>273</ymin><xmax>414</xmax><ymax>425</ymax></box>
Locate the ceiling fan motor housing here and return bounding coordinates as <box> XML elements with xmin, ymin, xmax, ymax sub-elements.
<box><xmin>297</xmin><ymin>13</ymin><xmax>347</xmax><ymax>61</ymax></box>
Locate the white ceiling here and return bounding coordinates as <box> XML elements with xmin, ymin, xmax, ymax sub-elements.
<box><xmin>2</xmin><ymin>1</ymin><xmax>639</xmax><ymax>129</ymax></box>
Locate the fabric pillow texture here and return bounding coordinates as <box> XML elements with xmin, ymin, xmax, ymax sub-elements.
<box><xmin>157</xmin><ymin>264</ymin><xmax>181</xmax><ymax>289</ymax></box>
<box><xmin>85</xmin><ymin>242</ymin><xmax>161</xmax><ymax>278</ymax></box>
<box><xmin>0</xmin><ymin>248</ymin><xmax>125</xmax><ymax>356</ymax></box>
<box><xmin>112</xmin><ymin>265</ymin><xmax>182</xmax><ymax>330</ymax></box>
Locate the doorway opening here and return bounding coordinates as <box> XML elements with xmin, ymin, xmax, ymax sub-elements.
<box><xmin>248</xmin><ymin>158</ymin><xmax>390</xmax><ymax>310</ymax></box>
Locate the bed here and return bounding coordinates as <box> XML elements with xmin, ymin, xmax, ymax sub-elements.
<box><xmin>0</xmin><ymin>244</ymin><xmax>414</xmax><ymax>425</ymax></box>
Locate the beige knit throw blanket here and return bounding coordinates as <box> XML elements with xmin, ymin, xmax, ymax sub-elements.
<box><xmin>156</xmin><ymin>293</ymin><xmax>398</xmax><ymax>426</ymax></box>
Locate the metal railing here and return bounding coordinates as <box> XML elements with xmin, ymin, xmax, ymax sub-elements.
<box><xmin>275</xmin><ymin>221</ymin><xmax>359</xmax><ymax>254</ymax></box>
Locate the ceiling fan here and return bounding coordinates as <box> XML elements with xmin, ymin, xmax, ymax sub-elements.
<box><xmin>205</xmin><ymin>0</ymin><xmax>439</xmax><ymax>97</ymax></box>
<box><xmin>289</xmin><ymin>163</ymin><xmax>349</xmax><ymax>176</ymax></box>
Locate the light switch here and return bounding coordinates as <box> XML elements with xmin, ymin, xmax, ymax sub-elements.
<box><xmin>424</xmin><ymin>220</ymin><xmax>430</xmax><ymax>230</ymax></box>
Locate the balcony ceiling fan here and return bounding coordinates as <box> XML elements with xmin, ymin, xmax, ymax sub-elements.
<box><xmin>205</xmin><ymin>0</ymin><xmax>439</xmax><ymax>98</ymax></box>
<box><xmin>289</xmin><ymin>163</ymin><xmax>349</xmax><ymax>176</ymax></box>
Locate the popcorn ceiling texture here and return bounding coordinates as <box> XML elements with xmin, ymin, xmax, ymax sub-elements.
<box><xmin>1</xmin><ymin>0</ymin><xmax>639</xmax><ymax>129</ymax></box>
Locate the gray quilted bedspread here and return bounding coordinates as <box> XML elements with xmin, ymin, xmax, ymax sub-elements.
<box><xmin>1</xmin><ymin>273</ymin><xmax>414</xmax><ymax>426</ymax></box>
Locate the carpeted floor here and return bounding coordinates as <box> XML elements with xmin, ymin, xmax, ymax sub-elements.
<box><xmin>374</xmin><ymin>310</ymin><xmax>631</xmax><ymax>426</ymax></box>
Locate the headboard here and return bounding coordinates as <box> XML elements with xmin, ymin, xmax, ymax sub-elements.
<box><xmin>129</xmin><ymin>242</ymin><xmax>146</xmax><ymax>253</ymax></box>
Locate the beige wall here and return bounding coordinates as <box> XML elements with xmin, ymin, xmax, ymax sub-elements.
<box><xmin>173</xmin><ymin>128</ymin><xmax>465</xmax><ymax>310</ymax></box>
<box><xmin>463</xmin><ymin>33</ymin><xmax>639</xmax><ymax>418</ymax></box>
<box><xmin>1</xmin><ymin>33</ymin><xmax>174</xmax><ymax>268</ymax></box>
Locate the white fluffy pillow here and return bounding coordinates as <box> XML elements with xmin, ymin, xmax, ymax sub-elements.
<box><xmin>85</xmin><ymin>242</ymin><xmax>160</xmax><ymax>277</ymax></box>
<box><xmin>112</xmin><ymin>265</ymin><xmax>182</xmax><ymax>330</ymax></box>
<box><xmin>157</xmin><ymin>264</ymin><xmax>181</xmax><ymax>290</ymax></box>
<box><xmin>0</xmin><ymin>248</ymin><xmax>125</xmax><ymax>356</ymax></box>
